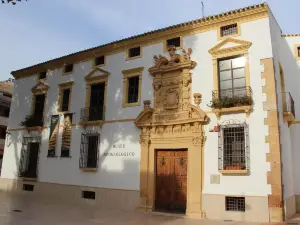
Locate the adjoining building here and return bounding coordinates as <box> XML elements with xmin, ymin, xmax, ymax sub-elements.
<box><xmin>0</xmin><ymin>79</ymin><xmax>13</xmax><ymax>172</ymax></box>
<box><xmin>1</xmin><ymin>3</ymin><xmax>300</xmax><ymax>222</ymax></box>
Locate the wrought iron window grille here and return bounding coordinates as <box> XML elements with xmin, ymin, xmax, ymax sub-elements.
<box><xmin>218</xmin><ymin>121</ymin><xmax>249</xmax><ymax>171</ymax></box>
<box><xmin>127</xmin><ymin>76</ymin><xmax>139</xmax><ymax>103</ymax></box>
<box><xmin>19</xmin><ymin>136</ymin><xmax>41</xmax><ymax>178</ymax></box>
<box><xmin>167</xmin><ymin>37</ymin><xmax>181</xmax><ymax>47</ymax></box>
<box><xmin>79</xmin><ymin>130</ymin><xmax>100</xmax><ymax>169</ymax></box>
<box><xmin>225</xmin><ymin>197</ymin><xmax>245</xmax><ymax>212</ymax></box>
<box><xmin>128</xmin><ymin>47</ymin><xmax>141</xmax><ymax>58</ymax></box>
<box><xmin>221</xmin><ymin>24</ymin><xmax>238</xmax><ymax>37</ymax></box>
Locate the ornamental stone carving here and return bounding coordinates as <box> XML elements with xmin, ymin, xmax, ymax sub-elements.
<box><xmin>193</xmin><ymin>93</ymin><xmax>202</xmax><ymax>107</ymax></box>
<box><xmin>164</xmin><ymin>89</ymin><xmax>179</xmax><ymax>110</ymax></box>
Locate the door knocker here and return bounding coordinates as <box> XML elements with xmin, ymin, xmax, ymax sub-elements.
<box><xmin>180</xmin><ymin>157</ymin><xmax>184</xmax><ymax>165</ymax></box>
<box><xmin>161</xmin><ymin>156</ymin><xmax>166</xmax><ymax>166</ymax></box>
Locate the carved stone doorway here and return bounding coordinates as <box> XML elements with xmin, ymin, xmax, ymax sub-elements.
<box><xmin>135</xmin><ymin>46</ymin><xmax>208</xmax><ymax>217</ymax></box>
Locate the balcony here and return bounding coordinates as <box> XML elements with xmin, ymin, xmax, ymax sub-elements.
<box><xmin>282</xmin><ymin>92</ymin><xmax>295</xmax><ymax>126</ymax></box>
<box><xmin>80</xmin><ymin>106</ymin><xmax>104</xmax><ymax>126</ymax></box>
<box><xmin>19</xmin><ymin>114</ymin><xmax>44</xmax><ymax>129</ymax></box>
<box><xmin>209</xmin><ymin>87</ymin><xmax>253</xmax><ymax>119</ymax></box>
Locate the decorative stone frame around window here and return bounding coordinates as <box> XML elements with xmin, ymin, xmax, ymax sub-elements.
<box><xmin>218</xmin><ymin>121</ymin><xmax>249</xmax><ymax>175</ymax></box>
<box><xmin>57</xmin><ymin>81</ymin><xmax>74</xmax><ymax>113</ymax></box>
<box><xmin>218</xmin><ymin>22</ymin><xmax>241</xmax><ymax>40</ymax></box>
<box><xmin>126</xmin><ymin>46</ymin><xmax>142</xmax><ymax>60</ymax></box>
<box><xmin>163</xmin><ymin>36</ymin><xmax>183</xmax><ymax>52</ymax></box>
<box><xmin>122</xmin><ymin>67</ymin><xmax>144</xmax><ymax>108</ymax></box>
<box><xmin>208</xmin><ymin>38</ymin><xmax>252</xmax><ymax>119</ymax></box>
<box><xmin>81</xmin><ymin>67</ymin><xmax>110</xmax><ymax>126</ymax></box>
<box><xmin>294</xmin><ymin>44</ymin><xmax>300</xmax><ymax>60</ymax></box>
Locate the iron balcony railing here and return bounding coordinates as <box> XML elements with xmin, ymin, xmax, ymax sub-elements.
<box><xmin>211</xmin><ymin>86</ymin><xmax>253</xmax><ymax>109</ymax></box>
<box><xmin>80</xmin><ymin>106</ymin><xmax>104</xmax><ymax>122</ymax></box>
<box><xmin>282</xmin><ymin>92</ymin><xmax>295</xmax><ymax>118</ymax></box>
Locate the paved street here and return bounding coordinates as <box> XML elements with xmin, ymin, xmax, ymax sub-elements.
<box><xmin>0</xmin><ymin>191</ymin><xmax>298</xmax><ymax>225</ymax></box>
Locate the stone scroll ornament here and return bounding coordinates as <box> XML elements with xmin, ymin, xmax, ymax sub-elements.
<box><xmin>61</xmin><ymin>113</ymin><xmax>73</xmax><ymax>157</ymax></box>
<box><xmin>48</xmin><ymin>115</ymin><xmax>60</xmax><ymax>157</ymax></box>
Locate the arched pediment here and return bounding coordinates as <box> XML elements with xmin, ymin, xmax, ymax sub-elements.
<box><xmin>32</xmin><ymin>80</ymin><xmax>49</xmax><ymax>94</ymax></box>
<box><xmin>135</xmin><ymin>108</ymin><xmax>154</xmax><ymax>127</ymax></box>
<box><xmin>188</xmin><ymin>104</ymin><xmax>209</xmax><ymax>123</ymax></box>
<box><xmin>208</xmin><ymin>37</ymin><xmax>252</xmax><ymax>57</ymax></box>
<box><xmin>85</xmin><ymin>67</ymin><xmax>110</xmax><ymax>82</ymax></box>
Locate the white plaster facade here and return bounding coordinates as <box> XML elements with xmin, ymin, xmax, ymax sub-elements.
<box><xmin>1</xmin><ymin>3</ymin><xmax>300</xmax><ymax>223</ymax></box>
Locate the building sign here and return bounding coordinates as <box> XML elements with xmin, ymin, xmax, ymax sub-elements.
<box><xmin>104</xmin><ymin>152</ymin><xmax>135</xmax><ymax>157</ymax></box>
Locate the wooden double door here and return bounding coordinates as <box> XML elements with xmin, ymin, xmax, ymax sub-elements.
<box><xmin>155</xmin><ymin>150</ymin><xmax>187</xmax><ymax>213</ymax></box>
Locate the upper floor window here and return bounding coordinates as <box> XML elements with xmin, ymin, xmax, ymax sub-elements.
<box><xmin>64</xmin><ymin>64</ymin><xmax>73</xmax><ymax>74</ymax></box>
<box><xmin>33</xmin><ymin>94</ymin><xmax>45</xmax><ymax>121</ymax></box>
<box><xmin>94</xmin><ymin>56</ymin><xmax>105</xmax><ymax>66</ymax></box>
<box><xmin>218</xmin><ymin>123</ymin><xmax>249</xmax><ymax>173</ymax></box>
<box><xmin>39</xmin><ymin>71</ymin><xmax>47</xmax><ymax>80</ymax></box>
<box><xmin>298</xmin><ymin>47</ymin><xmax>300</xmax><ymax>57</ymax></box>
<box><xmin>61</xmin><ymin>89</ymin><xmax>70</xmax><ymax>112</ymax></box>
<box><xmin>167</xmin><ymin>37</ymin><xmax>181</xmax><ymax>47</ymax></box>
<box><xmin>220</xmin><ymin>23</ymin><xmax>238</xmax><ymax>37</ymax></box>
<box><xmin>0</xmin><ymin>106</ymin><xmax>10</xmax><ymax>117</ymax></box>
<box><xmin>128</xmin><ymin>47</ymin><xmax>141</xmax><ymax>58</ymax></box>
<box><xmin>218</xmin><ymin>56</ymin><xmax>246</xmax><ymax>99</ymax></box>
<box><xmin>127</xmin><ymin>76</ymin><xmax>139</xmax><ymax>103</ymax></box>
<box><xmin>122</xmin><ymin>67</ymin><xmax>144</xmax><ymax>107</ymax></box>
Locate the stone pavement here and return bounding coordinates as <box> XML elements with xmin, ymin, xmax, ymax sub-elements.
<box><xmin>0</xmin><ymin>191</ymin><xmax>298</xmax><ymax>225</ymax></box>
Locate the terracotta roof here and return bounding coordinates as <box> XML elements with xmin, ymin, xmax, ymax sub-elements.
<box><xmin>11</xmin><ymin>2</ymin><xmax>268</xmax><ymax>77</ymax></box>
<box><xmin>0</xmin><ymin>81</ymin><xmax>13</xmax><ymax>95</ymax></box>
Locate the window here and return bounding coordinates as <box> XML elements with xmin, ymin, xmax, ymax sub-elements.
<box><xmin>61</xmin><ymin>89</ymin><xmax>70</xmax><ymax>112</ymax></box>
<box><xmin>33</xmin><ymin>94</ymin><xmax>45</xmax><ymax>122</ymax></box>
<box><xmin>0</xmin><ymin>106</ymin><xmax>10</xmax><ymax>117</ymax></box>
<box><xmin>298</xmin><ymin>47</ymin><xmax>300</xmax><ymax>57</ymax></box>
<box><xmin>221</xmin><ymin>23</ymin><xmax>238</xmax><ymax>37</ymax></box>
<box><xmin>79</xmin><ymin>131</ymin><xmax>99</xmax><ymax>169</ymax></box>
<box><xmin>218</xmin><ymin>56</ymin><xmax>246</xmax><ymax>99</ymax></box>
<box><xmin>82</xmin><ymin>191</ymin><xmax>95</xmax><ymax>200</ymax></box>
<box><xmin>122</xmin><ymin>67</ymin><xmax>144</xmax><ymax>108</ymax></box>
<box><xmin>39</xmin><ymin>71</ymin><xmax>47</xmax><ymax>80</ymax></box>
<box><xmin>0</xmin><ymin>126</ymin><xmax>6</xmax><ymax>139</ymax></box>
<box><xmin>167</xmin><ymin>37</ymin><xmax>181</xmax><ymax>47</ymax></box>
<box><xmin>94</xmin><ymin>56</ymin><xmax>105</xmax><ymax>66</ymax></box>
<box><xmin>218</xmin><ymin>123</ymin><xmax>249</xmax><ymax>172</ymax></box>
<box><xmin>64</xmin><ymin>64</ymin><xmax>73</xmax><ymax>74</ymax></box>
<box><xmin>128</xmin><ymin>46</ymin><xmax>141</xmax><ymax>58</ymax></box>
<box><xmin>225</xmin><ymin>197</ymin><xmax>245</xmax><ymax>212</ymax></box>
<box><xmin>127</xmin><ymin>76</ymin><xmax>139</xmax><ymax>103</ymax></box>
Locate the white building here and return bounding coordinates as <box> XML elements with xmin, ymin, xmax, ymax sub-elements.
<box><xmin>1</xmin><ymin>3</ymin><xmax>300</xmax><ymax>222</ymax></box>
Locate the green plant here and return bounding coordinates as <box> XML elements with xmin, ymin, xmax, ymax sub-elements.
<box><xmin>208</xmin><ymin>95</ymin><xmax>253</xmax><ymax>109</ymax></box>
<box><xmin>20</xmin><ymin>115</ymin><xmax>43</xmax><ymax>127</ymax></box>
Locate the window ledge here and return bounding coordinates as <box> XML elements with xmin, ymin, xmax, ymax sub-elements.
<box><xmin>80</xmin><ymin>168</ymin><xmax>97</xmax><ymax>172</ymax></box>
<box><xmin>26</xmin><ymin>126</ymin><xmax>47</xmax><ymax>131</ymax></box>
<box><xmin>77</xmin><ymin>120</ymin><xmax>104</xmax><ymax>126</ymax></box>
<box><xmin>126</xmin><ymin>55</ymin><xmax>142</xmax><ymax>61</ymax></box>
<box><xmin>47</xmin><ymin>155</ymin><xmax>58</xmax><ymax>158</ymax></box>
<box><xmin>123</xmin><ymin>102</ymin><xmax>141</xmax><ymax>108</ymax></box>
<box><xmin>283</xmin><ymin>112</ymin><xmax>295</xmax><ymax>126</ymax></box>
<box><xmin>20</xmin><ymin>177</ymin><xmax>37</xmax><ymax>181</ymax></box>
<box><xmin>219</xmin><ymin>170</ymin><xmax>248</xmax><ymax>175</ymax></box>
<box><xmin>212</xmin><ymin>105</ymin><xmax>252</xmax><ymax>119</ymax></box>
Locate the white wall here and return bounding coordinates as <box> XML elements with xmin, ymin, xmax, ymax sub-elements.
<box><xmin>2</xmin><ymin>17</ymin><xmax>274</xmax><ymax>196</ymax></box>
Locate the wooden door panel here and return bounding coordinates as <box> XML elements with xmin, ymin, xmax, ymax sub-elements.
<box><xmin>155</xmin><ymin>150</ymin><xmax>187</xmax><ymax>213</ymax></box>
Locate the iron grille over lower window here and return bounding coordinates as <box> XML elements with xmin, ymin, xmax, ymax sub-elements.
<box><xmin>79</xmin><ymin>131</ymin><xmax>99</xmax><ymax>169</ymax></box>
<box><xmin>19</xmin><ymin>136</ymin><xmax>41</xmax><ymax>179</ymax></box>
<box><xmin>127</xmin><ymin>76</ymin><xmax>139</xmax><ymax>103</ymax></box>
<box><xmin>225</xmin><ymin>197</ymin><xmax>245</xmax><ymax>212</ymax></box>
<box><xmin>167</xmin><ymin>37</ymin><xmax>181</xmax><ymax>47</ymax></box>
<box><xmin>221</xmin><ymin>23</ymin><xmax>238</xmax><ymax>37</ymax></box>
<box><xmin>23</xmin><ymin>184</ymin><xmax>34</xmax><ymax>191</ymax></box>
<box><xmin>218</xmin><ymin>122</ymin><xmax>249</xmax><ymax>171</ymax></box>
<box><xmin>128</xmin><ymin>47</ymin><xmax>140</xmax><ymax>58</ymax></box>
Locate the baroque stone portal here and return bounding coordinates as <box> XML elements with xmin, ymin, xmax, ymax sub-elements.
<box><xmin>135</xmin><ymin>46</ymin><xmax>208</xmax><ymax>217</ymax></box>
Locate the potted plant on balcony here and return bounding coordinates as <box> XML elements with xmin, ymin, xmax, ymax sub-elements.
<box><xmin>20</xmin><ymin>115</ymin><xmax>43</xmax><ymax>132</ymax></box>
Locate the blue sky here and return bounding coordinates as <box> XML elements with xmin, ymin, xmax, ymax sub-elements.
<box><xmin>0</xmin><ymin>0</ymin><xmax>299</xmax><ymax>80</ymax></box>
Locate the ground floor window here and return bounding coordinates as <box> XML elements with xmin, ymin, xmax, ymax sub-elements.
<box><xmin>79</xmin><ymin>131</ymin><xmax>99</xmax><ymax>169</ymax></box>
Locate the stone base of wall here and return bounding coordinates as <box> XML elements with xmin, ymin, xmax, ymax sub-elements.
<box><xmin>202</xmin><ymin>194</ymin><xmax>269</xmax><ymax>222</ymax></box>
<box><xmin>0</xmin><ymin>178</ymin><xmax>140</xmax><ymax>211</ymax></box>
<box><xmin>285</xmin><ymin>195</ymin><xmax>296</xmax><ymax>219</ymax></box>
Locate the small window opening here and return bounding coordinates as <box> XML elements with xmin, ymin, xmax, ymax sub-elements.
<box><xmin>221</xmin><ymin>23</ymin><xmax>238</xmax><ymax>37</ymax></box>
<box><xmin>82</xmin><ymin>191</ymin><xmax>95</xmax><ymax>200</ymax></box>
<box><xmin>167</xmin><ymin>37</ymin><xmax>181</xmax><ymax>47</ymax></box>
<box><xmin>23</xmin><ymin>184</ymin><xmax>34</xmax><ymax>192</ymax></box>
<box><xmin>225</xmin><ymin>196</ymin><xmax>245</xmax><ymax>212</ymax></box>
<box><xmin>64</xmin><ymin>64</ymin><xmax>73</xmax><ymax>73</ymax></box>
<box><xmin>128</xmin><ymin>47</ymin><xmax>141</xmax><ymax>58</ymax></box>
